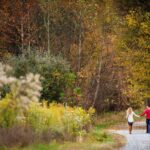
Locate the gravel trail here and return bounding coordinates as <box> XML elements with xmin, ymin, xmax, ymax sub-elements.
<box><xmin>112</xmin><ymin>121</ymin><xmax>150</xmax><ymax>150</ymax></box>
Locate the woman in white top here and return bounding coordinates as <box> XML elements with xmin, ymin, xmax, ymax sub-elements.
<box><xmin>126</xmin><ymin>107</ymin><xmax>140</xmax><ymax>134</ymax></box>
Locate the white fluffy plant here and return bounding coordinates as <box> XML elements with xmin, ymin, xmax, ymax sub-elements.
<box><xmin>0</xmin><ymin>63</ymin><xmax>42</xmax><ymax>120</ymax></box>
<box><xmin>0</xmin><ymin>63</ymin><xmax>16</xmax><ymax>88</ymax></box>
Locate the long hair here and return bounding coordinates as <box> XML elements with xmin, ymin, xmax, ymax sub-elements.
<box><xmin>127</xmin><ymin>107</ymin><xmax>133</xmax><ymax>115</ymax></box>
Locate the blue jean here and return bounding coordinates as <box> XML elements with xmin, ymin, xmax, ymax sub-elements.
<box><xmin>146</xmin><ymin>119</ymin><xmax>150</xmax><ymax>133</ymax></box>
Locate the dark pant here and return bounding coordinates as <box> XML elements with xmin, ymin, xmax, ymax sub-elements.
<box><xmin>146</xmin><ymin>119</ymin><xmax>150</xmax><ymax>133</ymax></box>
<box><xmin>128</xmin><ymin>122</ymin><xmax>133</xmax><ymax>126</ymax></box>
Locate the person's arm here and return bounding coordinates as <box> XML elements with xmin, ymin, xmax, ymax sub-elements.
<box><xmin>133</xmin><ymin>112</ymin><xmax>140</xmax><ymax>117</ymax></box>
<box><xmin>140</xmin><ymin>110</ymin><xmax>146</xmax><ymax>116</ymax></box>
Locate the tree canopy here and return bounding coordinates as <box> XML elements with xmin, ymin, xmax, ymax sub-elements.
<box><xmin>0</xmin><ymin>0</ymin><xmax>149</xmax><ymax>111</ymax></box>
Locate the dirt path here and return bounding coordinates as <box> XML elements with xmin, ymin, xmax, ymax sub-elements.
<box><xmin>111</xmin><ymin>121</ymin><xmax>150</xmax><ymax>150</ymax></box>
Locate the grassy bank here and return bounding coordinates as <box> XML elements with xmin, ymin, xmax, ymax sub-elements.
<box><xmin>95</xmin><ymin>108</ymin><xmax>145</xmax><ymax>130</ymax></box>
<box><xmin>0</xmin><ymin>128</ymin><xmax>114</xmax><ymax>150</ymax></box>
<box><xmin>0</xmin><ymin>132</ymin><xmax>125</xmax><ymax>150</ymax></box>
<box><xmin>2</xmin><ymin>108</ymin><xmax>145</xmax><ymax>150</ymax></box>
<box><xmin>95</xmin><ymin>111</ymin><xmax>126</xmax><ymax>130</ymax></box>
<box><xmin>0</xmin><ymin>110</ymin><xmax>130</xmax><ymax>150</ymax></box>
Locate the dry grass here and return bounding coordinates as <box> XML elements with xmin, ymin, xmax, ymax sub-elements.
<box><xmin>0</xmin><ymin>128</ymin><xmax>126</xmax><ymax>150</ymax></box>
<box><xmin>57</xmin><ymin>133</ymin><xmax>126</xmax><ymax>150</ymax></box>
<box><xmin>0</xmin><ymin>126</ymin><xmax>35</xmax><ymax>147</ymax></box>
<box><xmin>0</xmin><ymin>125</ymin><xmax>66</xmax><ymax>148</ymax></box>
<box><xmin>95</xmin><ymin>108</ymin><xmax>145</xmax><ymax>130</ymax></box>
<box><xmin>94</xmin><ymin>111</ymin><xmax>126</xmax><ymax>130</ymax></box>
<box><xmin>110</xmin><ymin>133</ymin><xmax>126</xmax><ymax>150</ymax></box>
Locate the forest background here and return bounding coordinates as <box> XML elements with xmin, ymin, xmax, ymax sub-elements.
<box><xmin>0</xmin><ymin>0</ymin><xmax>150</xmax><ymax>112</ymax></box>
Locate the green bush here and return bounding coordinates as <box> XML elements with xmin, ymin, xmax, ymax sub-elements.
<box><xmin>26</xmin><ymin>102</ymin><xmax>94</xmax><ymax>137</ymax></box>
<box><xmin>0</xmin><ymin>62</ymin><xmax>42</xmax><ymax>120</ymax></box>
<box><xmin>0</xmin><ymin>85</ymin><xmax>10</xmax><ymax>99</ymax></box>
<box><xmin>8</xmin><ymin>53</ymin><xmax>76</xmax><ymax>103</ymax></box>
<box><xmin>0</xmin><ymin>94</ymin><xmax>17</xmax><ymax>128</ymax></box>
<box><xmin>26</xmin><ymin>103</ymin><xmax>53</xmax><ymax>132</ymax></box>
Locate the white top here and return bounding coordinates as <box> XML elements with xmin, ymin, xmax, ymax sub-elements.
<box><xmin>126</xmin><ymin>111</ymin><xmax>139</xmax><ymax>122</ymax></box>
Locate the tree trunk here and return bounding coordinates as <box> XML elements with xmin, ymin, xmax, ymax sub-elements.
<box><xmin>28</xmin><ymin>10</ymin><xmax>31</xmax><ymax>54</ymax></box>
<box><xmin>21</xmin><ymin>18</ymin><xmax>24</xmax><ymax>54</ymax></box>
<box><xmin>92</xmin><ymin>50</ymin><xmax>103</xmax><ymax>107</ymax></box>
<box><xmin>47</xmin><ymin>1</ymin><xmax>50</xmax><ymax>55</ymax></box>
<box><xmin>78</xmin><ymin>11</ymin><xmax>82</xmax><ymax>72</ymax></box>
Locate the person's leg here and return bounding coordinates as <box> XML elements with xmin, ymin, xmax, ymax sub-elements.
<box><xmin>130</xmin><ymin>123</ymin><xmax>133</xmax><ymax>134</ymax></box>
<box><xmin>128</xmin><ymin>125</ymin><xmax>131</xmax><ymax>134</ymax></box>
<box><xmin>128</xmin><ymin>122</ymin><xmax>130</xmax><ymax>134</ymax></box>
<box><xmin>147</xmin><ymin>119</ymin><xmax>150</xmax><ymax>133</ymax></box>
<box><xmin>146</xmin><ymin>119</ymin><xmax>148</xmax><ymax>133</ymax></box>
<box><xmin>128</xmin><ymin>122</ymin><xmax>132</xmax><ymax>134</ymax></box>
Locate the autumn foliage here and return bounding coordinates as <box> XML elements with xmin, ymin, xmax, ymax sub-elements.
<box><xmin>0</xmin><ymin>0</ymin><xmax>149</xmax><ymax>111</ymax></box>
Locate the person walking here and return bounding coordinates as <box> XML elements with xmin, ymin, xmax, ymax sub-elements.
<box><xmin>140</xmin><ymin>104</ymin><xmax>150</xmax><ymax>133</ymax></box>
<box><xmin>126</xmin><ymin>107</ymin><xmax>140</xmax><ymax>134</ymax></box>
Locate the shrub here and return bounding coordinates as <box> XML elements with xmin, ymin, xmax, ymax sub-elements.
<box><xmin>0</xmin><ymin>126</ymin><xmax>36</xmax><ymax>147</ymax></box>
<box><xmin>8</xmin><ymin>53</ymin><xmax>76</xmax><ymax>103</ymax></box>
<box><xmin>0</xmin><ymin>94</ymin><xmax>17</xmax><ymax>128</ymax></box>
<box><xmin>26</xmin><ymin>103</ymin><xmax>53</xmax><ymax>132</ymax></box>
<box><xmin>89</xmin><ymin>128</ymin><xmax>113</xmax><ymax>143</ymax></box>
<box><xmin>0</xmin><ymin>63</ymin><xmax>94</xmax><ymax>146</ymax></box>
<box><xmin>0</xmin><ymin>63</ymin><xmax>42</xmax><ymax>121</ymax></box>
<box><xmin>0</xmin><ymin>85</ymin><xmax>10</xmax><ymax>99</ymax></box>
<box><xmin>26</xmin><ymin>102</ymin><xmax>95</xmax><ymax>140</ymax></box>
